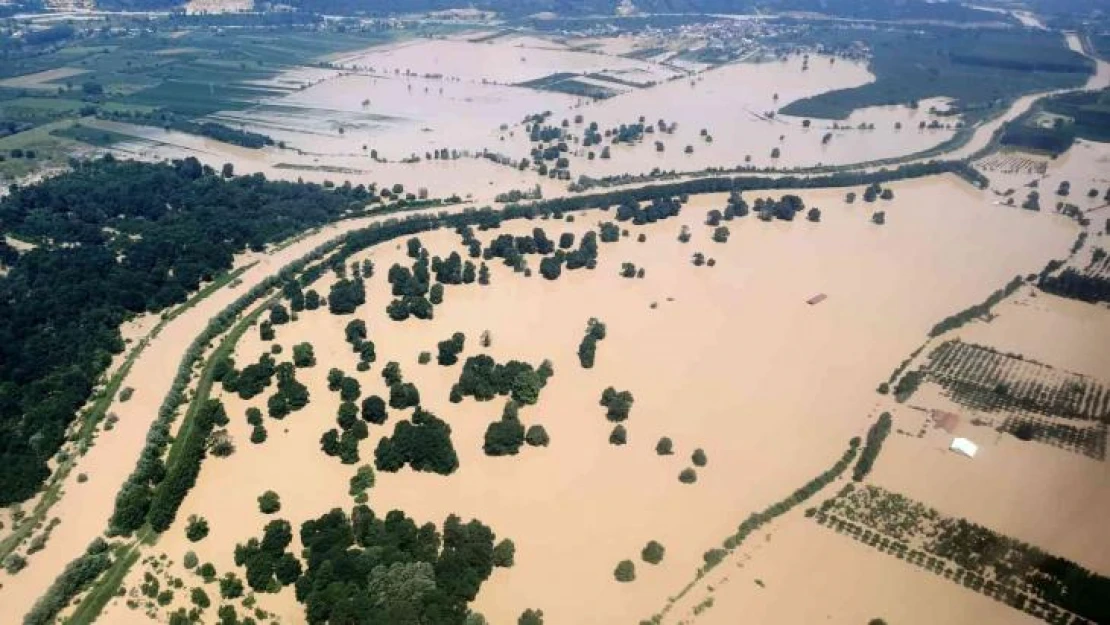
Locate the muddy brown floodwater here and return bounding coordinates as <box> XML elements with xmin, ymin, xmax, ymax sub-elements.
<box><xmin>91</xmin><ymin>174</ymin><xmax>1082</xmax><ymax>625</ymax></box>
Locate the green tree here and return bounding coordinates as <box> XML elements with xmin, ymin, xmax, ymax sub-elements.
<box><xmin>219</xmin><ymin>573</ymin><xmax>244</xmax><ymax>599</ymax></box>
<box><xmin>525</xmin><ymin>424</ymin><xmax>550</xmax><ymax>447</ymax></box>
<box><xmin>614</xmin><ymin>560</ymin><xmax>636</xmax><ymax>582</ymax></box>
<box><xmin>191</xmin><ymin>587</ymin><xmax>210</xmax><ymax>609</ymax></box>
<box><xmin>258</xmin><ymin>491</ymin><xmax>281</xmax><ymax>514</ymax></box>
<box><xmin>692</xmin><ymin>448</ymin><xmax>707</xmax><ymax>467</ymax></box>
<box><xmin>609</xmin><ymin>424</ymin><xmax>627</xmax><ymax>446</ymax></box>
<box><xmin>679</xmin><ymin>468</ymin><xmax>697</xmax><ymax>484</ymax></box>
<box><xmin>493</xmin><ymin>538</ymin><xmax>516</xmax><ymax>567</ymax></box>
<box><xmin>186</xmin><ymin>515</ymin><xmax>209</xmax><ymax>542</ymax></box>
<box><xmin>642</xmin><ymin>540</ymin><xmax>665</xmax><ymax>565</ymax></box>
<box><xmin>655</xmin><ymin>437</ymin><xmax>673</xmax><ymax>455</ymax></box>
<box><xmin>292</xmin><ymin>343</ymin><xmax>316</xmax><ymax>368</ymax></box>
<box><xmin>366</xmin><ymin>561</ymin><xmax>438</xmax><ymax>625</ymax></box>
<box><xmin>183</xmin><ymin>551</ymin><xmax>198</xmax><ymax>569</ymax></box>
<box><xmin>519</xmin><ymin>609</ymin><xmax>544</xmax><ymax>625</ymax></box>
<box><xmin>362</xmin><ymin>395</ymin><xmax>388</xmax><ymax>424</ymax></box>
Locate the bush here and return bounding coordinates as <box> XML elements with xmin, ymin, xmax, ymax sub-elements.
<box><xmin>609</xmin><ymin>424</ymin><xmax>627</xmax><ymax>446</ymax></box>
<box><xmin>655</xmin><ymin>437</ymin><xmax>673</xmax><ymax>455</ymax></box>
<box><xmin>186</xmin><ymin>515</ymin><xmax>209</xmax><ymax>542</ymax></box>
<box><xmin>258</xmin><ymin>491</ymin><xmax>281</xmax><ymax>514</ymax></box>
<box><xmin>642</xmin><ymin>540</ymin><xmax>665</xmax><ymax>565</ymax></box>
<box><xmin>692</xmin><ymin>448</ymin><xmax>707</xmax><ymax>467</ymax></box>
<box><xmin>614</xmin><ymin>559</ymin><xmax>636</xmax><ymax>582</ymax></box>
<box><xmin>679</xmin><ymin>468</ymin><xmax>697</xmax><ymax>484</ymax></box>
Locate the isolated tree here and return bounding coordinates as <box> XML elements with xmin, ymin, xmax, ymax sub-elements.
<box><xmin>807</xmin><ymin>207</ymin><xmax>821</xmax><ymax>222</ymax></box>
<box><xmin>525</xmin><ymin>424</ymin><xmax>550</xmax><ymax>447</ymax></box>
<box><xmin>609</xmin><ymin>424</ymin><xmax>627</xmax><ymax>446</ymax></box>
<box><xmin>292</xmin><ymin>343</ymin><xmax>316</xmax><ymax>368</ymax></box>
<box><xmin>679</xmin><ymin>468</ymin><xmax>697</xmax><ymax>484</ymax></box>
<box><xmin>258</xmin><ymin>490</ymin><xmax>281</xmax><ymax>514</ymax></box>
<box><xmin>518</xmin><ymin>610</ymin><xmax>544</xmax><ymax>625</ymax></box>
<box><xmin>692</xmin><ymin>448</ymin><xmax>707</xmax><ymax>467</ymax></box>
<box><xmin>642</xmin><ymin>540</ymin><xmax>665</xmax><ymax>565</ymax></box>
<box><xmin>712</xmin><ymin>226</ymin><xmax>730</xmax><ymax>243</ymax></box>
<box><xmin>614</xmin><ymin>559</ymin><xmax>636</xmax><ymax>582</ymax></box>
<box><xmin>655</xmin><ymin>437</ymin><xmax>674</xmax><ymax>455</ymax></box>
<box><xmin>186</xmin><ymin>515</ymin><xmax>209</xmax><ymax>542</ymax></box>
<box><xmin>871</xmin><ymin>211</ymin><xmax>886</xmax><ymax>225</ymax></box>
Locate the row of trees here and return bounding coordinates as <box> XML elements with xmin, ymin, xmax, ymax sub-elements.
<box><xmin>853</xmin><ymin>412</ymin><xmax>892</xmax><ymax>481</ymax></box>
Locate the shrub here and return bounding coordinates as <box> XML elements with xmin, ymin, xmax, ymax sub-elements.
<box><xmin>186</xmin><ymin>515</ymin><xmax>209</xmax><ymax>542</ymax></box>
<box><xmin>692</xmin><ymin>448</ymin><xmax>707</xmax><ymax>467</ymax></box>
<box><xmin>642</xmin><ymin>540</ymin><xmax>665</xmax><ymax>565</ymax></box>
<box><xmin>258</xmin><ymin>491</ymin><xmax>281</xmax><ymax>514</ymax></box>
<box><xmin>614</xmin><ymin>559</ymin><xmax>636</xmax><ymax>582</ymax></box>
<box><xmin>655</xmin><ymin>437</ymin><xmax>673</xmax><ymax>455</ymax></box>
<box><xmin>418</xmin><ymin>351</ymin><xmax>432</xmax><ymax>364</ymax></box>
<box><xmin>679</xmin><ymin>468</ymin><xmax>697</xmax><ymax>484</ymax></box>
<box><xmin>609</xmin><ymin>424</ymin><xmax>627</xmax><ymax>446</ymax></box>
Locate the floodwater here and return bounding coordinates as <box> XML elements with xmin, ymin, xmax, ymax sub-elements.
<box><xmin>213</xmin><ymin>41</ymin><xmax>957</xmax><ymax>182</ymax></box>
<box><xmin>91</xmin><ymin>174</ymin><xmax>1080</xmax><ymax>625</ymax></box>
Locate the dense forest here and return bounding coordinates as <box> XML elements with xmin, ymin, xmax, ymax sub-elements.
<box><xmin>0</xmin><ymin>156</ymin><xmax>370</xmax><ymax>504</ymax></box>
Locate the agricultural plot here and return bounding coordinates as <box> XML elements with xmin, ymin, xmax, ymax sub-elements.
<box><xmin>813</xmin><ymin>484</ymin><xmax>1110</xmax><ymax>625</ymax></box>
<box><xmin>917</xmin><ymin>340</ymin><xmax>1110</xmax><ymax>420</ymax></box>
<box><xmin>906</xmin><ymin>340</ymin><xmax>1110</xmax><ymax>459</ymax></box>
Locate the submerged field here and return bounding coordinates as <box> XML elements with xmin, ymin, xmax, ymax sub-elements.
<box><xmin>83</xmin><ymin>174</ymin><xmax>1089</xmax><ymax>625</ymax></box>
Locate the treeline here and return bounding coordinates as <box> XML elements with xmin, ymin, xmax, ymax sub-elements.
<box><xmin>0</xmin><ymin>156</ymin><xmax>367</xmax><ymax>504</ymax></box>
<box><xmin>717</xmin><ymin>437</ymin><xmax>860</xmax><ymax>558</ymax></box>
<box><xmin>929</xmin><ymin>275</ymin><xmax>1024</xmax><ymax>337</ymax></box>
<box><xmin>103</xmin><ymin>113</ymin><xmax>275</xmax><ymax>149</ymax></box>
<box><xmin>853</xmin><ymin>412</ymin><xmax>892</xmax><ymax>481</ymax></box>
<box><xmin>1039</xmin><ymin>270</ymin><xmax>1110</xmax><ymax>304</ymax></box>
